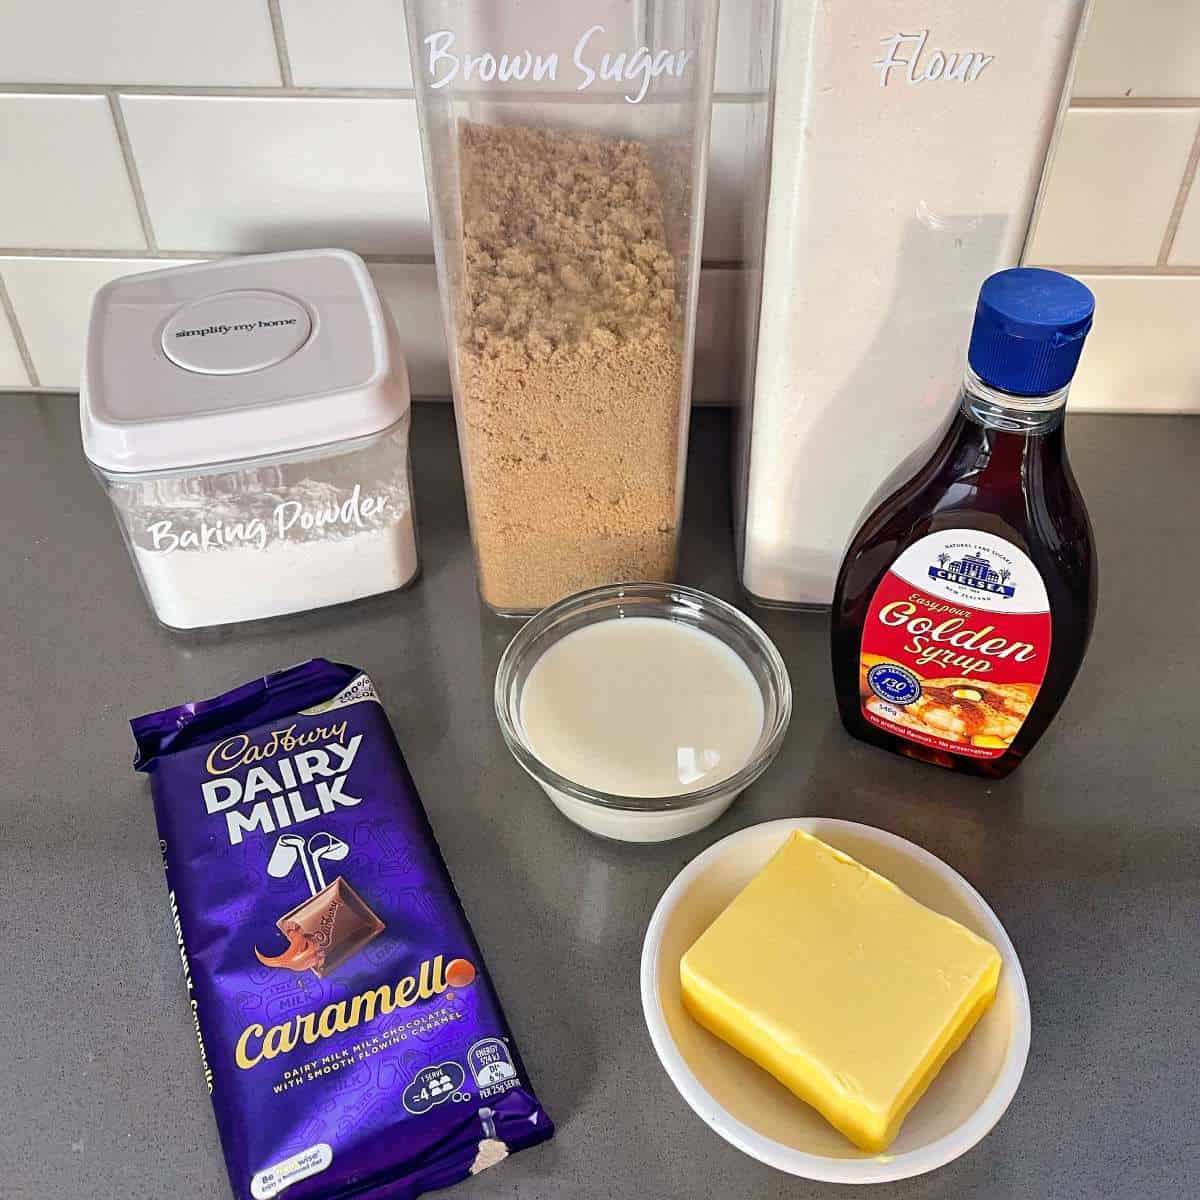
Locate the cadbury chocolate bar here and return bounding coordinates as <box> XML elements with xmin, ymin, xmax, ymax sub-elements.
<box><xmin>132</xmin><ymin>660</ymin><xmax>553</xmax><ymax>1200</ymax></box>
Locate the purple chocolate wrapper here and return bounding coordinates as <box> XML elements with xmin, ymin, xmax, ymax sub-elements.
<box><xmin>132</xmin><ymin>660</ymin><xmax>553</xmax><ymax>1200</ymax></box>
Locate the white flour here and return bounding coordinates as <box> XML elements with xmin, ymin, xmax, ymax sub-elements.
<box><xmin>134</xmin><ymin>522</ymin><xmax>418</xmax><ymax>629</ymax></box>
<box><xmin>736</xmin><ymin>1</ymin><xmax>1087</xmax><ymax>607</ymax></box>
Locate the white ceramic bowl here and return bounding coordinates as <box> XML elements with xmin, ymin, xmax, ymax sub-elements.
<box><xmin>641</xmin><ymin>818</ymin><xmax>1031</xmax><ymax>1184</ymax></box>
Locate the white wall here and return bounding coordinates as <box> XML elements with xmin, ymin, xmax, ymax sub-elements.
<box><xmin>0</xmin><ymin>0</ymin><xmax>1195</xmax><ymax>411</ymax></box>
<box><xmin>1025</xmin><ymin>0</ymin><xmax>1200</xmax><ymax>411</ymax></box>
<box><xmin>0</xmin><ymin>0</ymin><xmax>761</xmax><ymax>398</ymax></box>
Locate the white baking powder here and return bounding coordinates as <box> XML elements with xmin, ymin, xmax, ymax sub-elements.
<box><xmin>737</xmin><ymin>1</ymin><xmax>1088</xmax><ymax>608</ymax></box>
<box><xmin>119</xmin><ymin>464</ymin><xmax>418</xmax><ymax>628</ymax></box>
<box><xmin>134</xmin><ymin>521</ymin><xmax>418</xmax><ymax>629</ymax></box>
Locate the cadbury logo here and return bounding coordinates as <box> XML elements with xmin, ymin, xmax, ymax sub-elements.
<box><xmin>314</xmin><ymin>900</ymin><xmax>341</xmax><ymax>949</ymax></box>
<box><xmin>206</xmin><ymin>721</ymin><xmax>349</xmax><ymax>774</ymax></box>
<box><xmin>203</xmin><ymin>731</ymin><xmax>363</xmax><ymax>847</ymax></box>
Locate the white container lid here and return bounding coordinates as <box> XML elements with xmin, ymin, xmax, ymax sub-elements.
<box><xmin>81</xmin><ymin>249</ymin><xmax>410</xmax><ymax>474</ymax></box>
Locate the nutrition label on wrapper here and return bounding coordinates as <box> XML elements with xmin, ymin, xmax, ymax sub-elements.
<box><xmin>403</xmin><ymin>1061</ymin><xmax>467</xmax><ymax>1115</ymax></box>
<box><xmin>468</xmin><ymin>1037</ymin><xmax>519</xmax><ymax>1095</ymax></box>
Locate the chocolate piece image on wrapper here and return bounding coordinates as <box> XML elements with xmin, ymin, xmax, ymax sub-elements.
<box><xmin>255</xmin><ymin>831</ymin><xmax>384</xmax><ymax>977</ymax></box>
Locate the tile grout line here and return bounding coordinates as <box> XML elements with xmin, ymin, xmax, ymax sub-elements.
<box><xmin>0</xmin><ymin>386</ymin><xmax>458</xmax><ymax>398</ymax></box>
<box><xmin>0</xmin><ymin>272</ymin><xmax>41</xmax><ymax>387</ymax></box>
<box><xmin>1071</xmin><ymin>96</ymin><xmax>1200</xmax><ymax>109</ymax></box>
<box><xmin>266</xmin><ymin>0</ymin><xmax>295</xmax><ymax>88</ymax></box>
<box><xmin>107</xmin><ymin>92</ymin><xmax>159</xmax><ymax>253</ymax></box>
<box><xmin>1157</xmin><ymin>123</ymin><xmax>1200</xmax><ymax>266</ymax></box>
<box><xmin>0</xmin><ymin>82</ymin><xmax>415</xmax><ymax>98</ymax></box>
<box><xmin>0</xmin><ymin>81</ymin><xmax>767</xmax><ymax>102</ymax></box>
<box><xmin>0</xmin><ymin>248</ymin><xmax>438</xmax><ymax>266</ymax></box>
<box><xmin>0</xmin><ymin>248</ymin><xmax>436</xmax><ymax>265</ymax></box>
<box><xmin>1031</xmin><ymin>264</ymin><xmax>1200</xmax><ymax>277</ymax></box>
<box><xmin>0</xmin><ymin>247</ymin><xmax>209</xmax><ymax>261</ymax></box>
<box><xmin>5</xmin><ymin>388</ymin><xmax>1194</xmax><ymax>413</ymax></box>
<box><xmin>0</xmin><ymin>248</ymin><xmax>757</xmax><ymax>271</ymax></box>
<box><xmin>4</xmin><ymin>245</ymin><xmax>1200</xmax><ymax>278</ymax></box>
<box><xmin>0</xmin><ymin>86</ymin><xmax>1183</xmax><ymax>108</ymax></box>
<box><xmin>353</xmin><ymin>253</ymin><xmax>439</xmax><ymax>266</ymax></box>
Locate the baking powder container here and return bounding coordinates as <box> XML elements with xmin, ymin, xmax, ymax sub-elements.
<box><xmin>81</xmin><ymin>250</ymin><xmax>418</xmax><ymax>629</ymax></box>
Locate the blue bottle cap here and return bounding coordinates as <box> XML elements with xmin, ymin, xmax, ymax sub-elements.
<box><xmin>967</xmin><ymin>268</ymin><xmax>1095</xmax><ymax>396</ymax></box>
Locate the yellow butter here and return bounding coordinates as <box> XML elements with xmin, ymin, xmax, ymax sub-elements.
<box><xmin>680</xmin><ymin>829</ymin><xmax>1001</xmax><ymax>1153</ymax></box>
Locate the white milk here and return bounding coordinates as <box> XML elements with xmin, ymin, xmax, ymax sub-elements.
<box><xmin>519</xmin><ymin>618</ymin><xmax>765</xmax><ymax>801</ymax></box>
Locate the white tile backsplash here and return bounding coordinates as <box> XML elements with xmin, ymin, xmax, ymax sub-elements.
<box><xmin>0</xmin><ymin>254</ymin><xmax>737</xmax><ymax>400</ymax></box>
<box><xmin>714</xmin><ymin>0</ymin><xmax>774</xmax><ymax>94</ymax></box>
<box><xmin>0</xmin><ymin>0</ymin><xmax>758</xmax><ymax>92</ymax></box>
<box><xmin>1074</xmin><ymin>0</ymin><xmax>1200</xmax><ymax>99</ymax></box>
<box><xmin>0</xmin><ymin>3</ymin><xmax>1195</xmax><ymax>411</ymax></box>
<box><xmin>278</xmin><ymin>0</ymin><xmax>768</xmax><ymax>94</ymax></box>
<box><xmin>0</xmin><ymin>257</ymin><xmax>198</xmax><ymax>389</ymax></box>
<box><xmin>1027</xmin><ymin>108</ymin><xmax>1199</xmax><ymax>266</ymax></box>
<box><xmin>0</xmin><ymin>95</ymin><xmax>146</xmax><ymax>251</ymax></box>
<box><xmin>0</xmin><ymin>297</ymin><xmax>30</xmax><ymax>386</ymax></box>
<box><xmin>367</xmin><ymin>263</ymin><xmax>449</xmax><ymax>395</ymax></box>
<box><xmin>1166</xmin><ymin>178</ymin><xmax>1200</xmax><ymax>265</ymax></box>
<box><xmin>1070</xmin><ymin>276</ymin><xmax>1200</xmax><ymax>411</ymax></box>
<box><xmin>280</xmin><ymin>0</ymin><xmax>770</xmax><ymax>94</ymax></box>
<box><xmin>0</xmin><ymin>0</ymin><xmax>279</xmax><ymax>86</ymax></box>
<box><xmin>281</xmin><ymin>0</ymin><xmax>411</xmax><ymax>88</ymax></box>
<box><xmin>121</xmin><ymin>96</ymin><xmax>431</xmax><ymax>255</ymax></box>
<box><xmin>705</xmin><ymin>104</ymin><xmax>757</xmax><ymax>262</ymax></box>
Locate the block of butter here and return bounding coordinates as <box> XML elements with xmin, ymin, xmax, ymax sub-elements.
<box><xmin>680</xmin><ymin>829</ymin><xmax>1001</xmax><ymax>1153</ymax></box>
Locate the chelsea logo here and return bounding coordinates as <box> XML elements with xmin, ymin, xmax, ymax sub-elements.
<box><xmin>929</xmin><ymin>551</ymin><xmax>1016</xmax><ymax>598</ymax></box>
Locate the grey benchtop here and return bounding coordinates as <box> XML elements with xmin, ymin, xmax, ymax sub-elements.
<box><xmin>1</xmin><ymin>397</ymin><xmax>1196</xmax><ymax>1200</ymax></box>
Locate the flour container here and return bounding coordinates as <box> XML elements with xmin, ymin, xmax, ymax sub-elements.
<box><xmin>734</xmin><ymin>1</ymin><xmax>1093</xmax><ymax>609</ymax></box>
<box><xmin>81</xmin><ymin>250</ymin><xmax>418</xmax><ymax>629</ymax></box>
<box><xmin>407</xmin><ymin>0</ymin><xmax>719</xmax><ymax>616</ymax></box>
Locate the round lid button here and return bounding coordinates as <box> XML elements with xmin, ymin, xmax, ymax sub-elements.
<box><xmin>161</xmin><ymin>289</ymin><xmax>312</xmax><ymax>374</ymax></box>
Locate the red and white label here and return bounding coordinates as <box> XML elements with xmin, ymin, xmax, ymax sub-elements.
<box><xmin>858</xmin><ymin>530</ymin><xmax>1051</xmax><ymax>760</ymax></box>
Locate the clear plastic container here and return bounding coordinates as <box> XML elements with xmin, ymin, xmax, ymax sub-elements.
<box><xmin>732</xmin><ymin>1</ymin><xmax>1092</xmax><ymax>610</ymax></box>
<box><xmin>81</xmin><ymin>251</ymin><xmax>419</xmax><ymax>629</ymax></box>
<box><xmin>407</xmin><ymin>0</ymin><xmax>719</xmax><ymax>616</ymax></box>
<box><xmin>95</xmin><ymin>424</ymin><xmax>417</xmax><ymax>629</ymax></box>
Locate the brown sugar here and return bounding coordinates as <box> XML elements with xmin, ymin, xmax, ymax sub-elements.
<box><xmin>456</xmin><ymin>120</ymin><xmax>685</xmax><ymax>612</ymax></box>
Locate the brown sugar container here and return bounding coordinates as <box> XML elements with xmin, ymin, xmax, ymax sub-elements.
<box><xmin>407</xmin><ymin>2</ymin><xmax>720</xmax><ymax>615</ymax></box>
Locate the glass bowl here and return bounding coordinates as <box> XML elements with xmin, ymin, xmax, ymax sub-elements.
<box><xmin>494</xmin><ymin>582</ymin><xmax>792</xmax><ymax>843</ymax></box>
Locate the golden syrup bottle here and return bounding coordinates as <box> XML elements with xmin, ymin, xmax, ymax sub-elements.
<box><xmin>832</xmin><ymin>269</ymin><xmax>1097</xmax><ymax>778</ymax></box>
